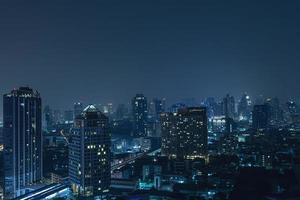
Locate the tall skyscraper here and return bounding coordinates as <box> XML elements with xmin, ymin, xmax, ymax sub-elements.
<box><xmin>161</xmin><ymin>107</ymin><xmax>208</xmax><ymax>160</ymax></box>
<box><xmin>3</xmin><ymin>87</ymin><xmax>43</xmax><ymax>199</ymax></box>
<box><xmin>73</xmin><ymin>102</ymin><xmax>83</xmax><ymax>120</ymax></box>
<box><xmin>132</xmin><ymin>94</ymin><xmax>148</xmax><ymax>137</ymax></box>
<box><xmin>69</xmin><ymin>105</ymin><xmax>111</xmax><ymax>198</ymax></box>
<box><xmin>252</xmin><ymin>104</ymin><xmax>270</xmax><ymax>129</ymax></box>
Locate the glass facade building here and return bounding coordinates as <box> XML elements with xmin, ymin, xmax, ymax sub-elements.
<box><xmin>3</xmin><ymin>87</ymin><xmax>43</xmax><ymax>199</ymax></box>
<box><xmin>69</xmin><ymin>105</ymin><xmax>111</xmax><ymax>198</ymax></box>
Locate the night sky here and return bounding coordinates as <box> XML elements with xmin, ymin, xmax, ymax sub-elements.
<box><xmin>1</xmin><ymin>0</ymin><xmax>300</xmax><ymax>114</ymax></box>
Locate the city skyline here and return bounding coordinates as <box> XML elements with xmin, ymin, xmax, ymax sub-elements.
<box><xmin>1</xmin><ymin>1</ymin><xmax>300</xmax><ymax>114</ymax></box>
<box><xmin>1</xmin><ymin>1</ymin><xmax>300</xmax><ymax>200</ymax></box>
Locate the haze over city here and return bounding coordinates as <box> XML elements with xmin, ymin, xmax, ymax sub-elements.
<box><xmin>1</xmin><ymin>0</ymin><xmax>300</xmax><ymax>112</ymax></box>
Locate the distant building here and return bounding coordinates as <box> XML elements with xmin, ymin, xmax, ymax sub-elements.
<box><xmin>149</xmin><ymin>98</ymin><xmax>166</xmax><ymax>120</ymax></box>
<box><xmin>238</xmin><ymin>93</ymin><xmax>252</xmax><ymax>121</ymax></box>
<box><xmin>73</xmin><ymin>102</ymin><xmax>83</xmax><ymax>120</ymax></box>
<box><xmin>69</xmin><ymin>105</ymin><xmax>111</xmax><ymax>198</ymax></box>
<box><xmin>3</xmin><ymin>87</ymin><xmax>43</xmax><ymax>199</ymax></box>
<box><xmin>222</xmin><ymin>94</ymin><xmax>235</xmax><ymax>119</ymax></box>
<box><xmin>44</xmin><ymin>105</ymin><xmax>54</xmax><ymax>131</ymax></box>
<box><xmin>64</xmin><ymin>110</ymin><xmax>73</xmax><ymax>122</ymax></box>
<box><xmin>115</xmin><ymin>104</ymin><xmax>129</xmax><ymax>120</ymax></box>
<box><xmin>265</xmin><ymin>98</ymin><xmax>283</xmax><ymax>124</ymax></box>
<box><xmin>132</xmin><ymin>94</ymin><xmax>148</xmax><ymax>137</ymax></box>
<box><xmin>252</xmin><ymin>104</ymin><xmax>269</xmax><ymax>129</ymax></box>
<box><xmin>161</xmin><ymin>107</ymin><xmax>208</xmax><ymax>159</ymax></box>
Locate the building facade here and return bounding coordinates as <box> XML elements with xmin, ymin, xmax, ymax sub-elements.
<box><xmin>73</xmin><ymin>102</ymin><xmax>84</xmax><ymax>121</ymax></box>
<box><xmin>3</xmin><ymin>87</ymin><xmax>43</xmax><ymax>199</ymax></box>
<box><xmin>69</xmin><ymin>105</ymin><xmax>111</xmax><ymax>198</ymax></box>
<box><xmin>252</xmin><ymin>104</ymin><xmax>269</xmax><ymax>129</ymax></box>
<box><xmin>132</xmin><ymin>94</ymin><xmax>148</xmax><ymax>137</ymax></box>
<box><xmin>161</xmin><ymin>107</ymin><xmax>208</xmax><ymax>160</ymax></box>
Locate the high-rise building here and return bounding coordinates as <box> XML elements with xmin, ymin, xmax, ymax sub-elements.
<box><xmin>222</xmin><ymin>94</ymin><xmax>235</xmax><ymax>119</ymax></box>
<box><xmin>3</xmin><ymin>87</ymin><xmax>43</xmax><ymax>199</ymax></box>
<box><xmin>44</xmin><ymin>105</ymin><xmax>54</xmax><ymax>131</ymax></box>
<box><xmin>73</xmin><ymin>102</ymin><xmax>83</xmax><ymax>120</ymax></box>
<box><xmin>153</xmin><ymin>98</ymin><xmax>166</xmax><ymax>120</ymax></box>
<box><xmin>69</xmin><ymin>105</ymin><xmax>111</xmax><ymax>198</ymax></box>
<box><xmin>52</xmin><ymin>109</ymin><xmax>63</xmax><ymax>125</ymax></box>
<box><xmin>161</xmin><ymin>107</ymin><xmax>208</xmax><ymax>160</ymax></box>
<box><xmin>238</xmin><ymin>93</ymin><xmax>252</xmax><ymax>121</ymax></box>
<box><xmin>132</xmin><ymin>94</ymin><xmax>148</xmax><ymax>137</ymax></box>
<box><xmin>252</xmin><ymin>104</ymin><xmax>269</xmax><ymax>129</ymax></box>
<box><xmin>265</xmin><ymin>98</ymin><xmax>283</xmax><ymax>124</ymax></box>
<box><xmin>64</xmin><ymin>110</ymin><xmax>73</xmax><ymax>122</ymax></box>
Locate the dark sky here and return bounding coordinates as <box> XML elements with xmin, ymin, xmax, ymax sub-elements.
<box><xmin>1</xmin><ymin>0</ymin><xmax>300</xmax><ymax>113</ymax></box>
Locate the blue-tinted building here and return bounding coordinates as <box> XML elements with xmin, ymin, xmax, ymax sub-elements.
<box><xmin>132</xmin><ymin>94</ymin><xmax>148</xmax><ymax>137</ymax></box>
<box><xmin>3</xmin><ymin>87</ymin><xmax>43</xmax><ymax>199</ymax></box>
<box><xmin>69</xmin><ymin>105</ymin><xmax>111</xmax><ymax>199</ymax></box>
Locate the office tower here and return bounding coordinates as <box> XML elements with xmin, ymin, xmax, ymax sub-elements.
<box><xmin>222</xmin><ymin>94</ymin><xmax>235</xmax><ymax>119</ymax></box>
<box><xmin>132</xmin><ymin>94</ymin><xmax>148</xmax><ymax>137</ymax></box>
<box><xmin>265</xmin><ymin>98</ymin><xmax>283</xmax><ymax>124</ymax></box>
<box><xmin>64</xmin><ymin>110</ymin><xmax>73</xmax><ymax>122</ymax></box>
<box><xmin>238</xmin><ymin>93</ymin><xmax>252</xmax><ymax>121</ymax></box>
<box><xmin>107</xmin><ymin>103</ymin><xmax>114</xmax><ymax>116</ymax></box>
<box><xmin>69</xmin><ymin>105</ymin><xmax>111</xmax><ymax>198</ymax></box>
<box><xmin>44</xmin><ymin>105</ymin><xmax>54</xmax><ymax>131</ymax></box>
<box><xmin>153</xmin><ymin>98</ymin><xmax>166</xmax><ymax>119</ymax></box>
<box><xmin>52</xmin><ymin>109</ymin><xmax>63</xmax><ymax>124</ymax></box>
<box><xmin>3</xmin><ymin>87</ymin><xmax>43</xmax><ymax>199</ymax></box>
<box><xmin>205</xmin><ymin>97</ymin><xmax>216</xmax><ymax>118</ymax></box>
<box><xmin>161</xmin><ymin>107</ymin><xmax>208</xmax><ymax>159</ymax></box>
<box><xmin>252</xmin><ymin>104</ymin><xmax>270</xmax><ymax>129</ymax></box>
<box><xmin>73</xmin><ymin>102</ymin><xmax>83</xmax><ymax>120</ymax></box>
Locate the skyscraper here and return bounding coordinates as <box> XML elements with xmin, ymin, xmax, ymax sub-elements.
<box><xmin>69</xmin><ymin>105</ymin><xmax>111</xmax><ymax>198</ymax></box>
<box><xmin>153</xmin><ymin>98</ymin><xmax>166</xmax><ymax>120</ymax></box>
<box><xmin>222</xmin><ymin>94</ymin><xmax>235</xmax><ymax>119</ymax></box>
<box><xmin>132</xmin><ymin>94</ymin><xmax>148</xmax><ymax>137</ymax></box>
<box><xmin>3</xmin><ymin>87</ymin><xmax>43</xmax><ymax>199</ymax></box>
<box><xmin>161</xmin><ymin>107</ymin><xmax>208</xmax><ymax>160</ymax></box>
<box><xmin>237</xmin><ymin>93</ymin><xmax>252</xmax><ymax>121</ymax></box>
<box><xmin>252</xmin><ymin>104</ymin><xmax>270</xmax><ymax>129</ymax></box>
<box><xmin>265</xmin><ymin>98</ymin><xmax>283</xmax><ymax>124</ymax></box>
<box><xmin>64</xmin><ymin>110</ymin><xmax>74</xmax><ymax>122</ymax></box>
<box><xmin>44</xmin><ymin>105</ymin><xmax>54</xmax><ymax>131</ymax></box>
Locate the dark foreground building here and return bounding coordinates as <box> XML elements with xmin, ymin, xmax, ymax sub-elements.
<box><xmin>3</xmin><ymin>87</ymin><xmax>43</xmax><ymax>199</ymax></box>
<box><xmin>69</xmin><ymin>105</ymin><xmax>111</xmax><ymax>199</ymax></box>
